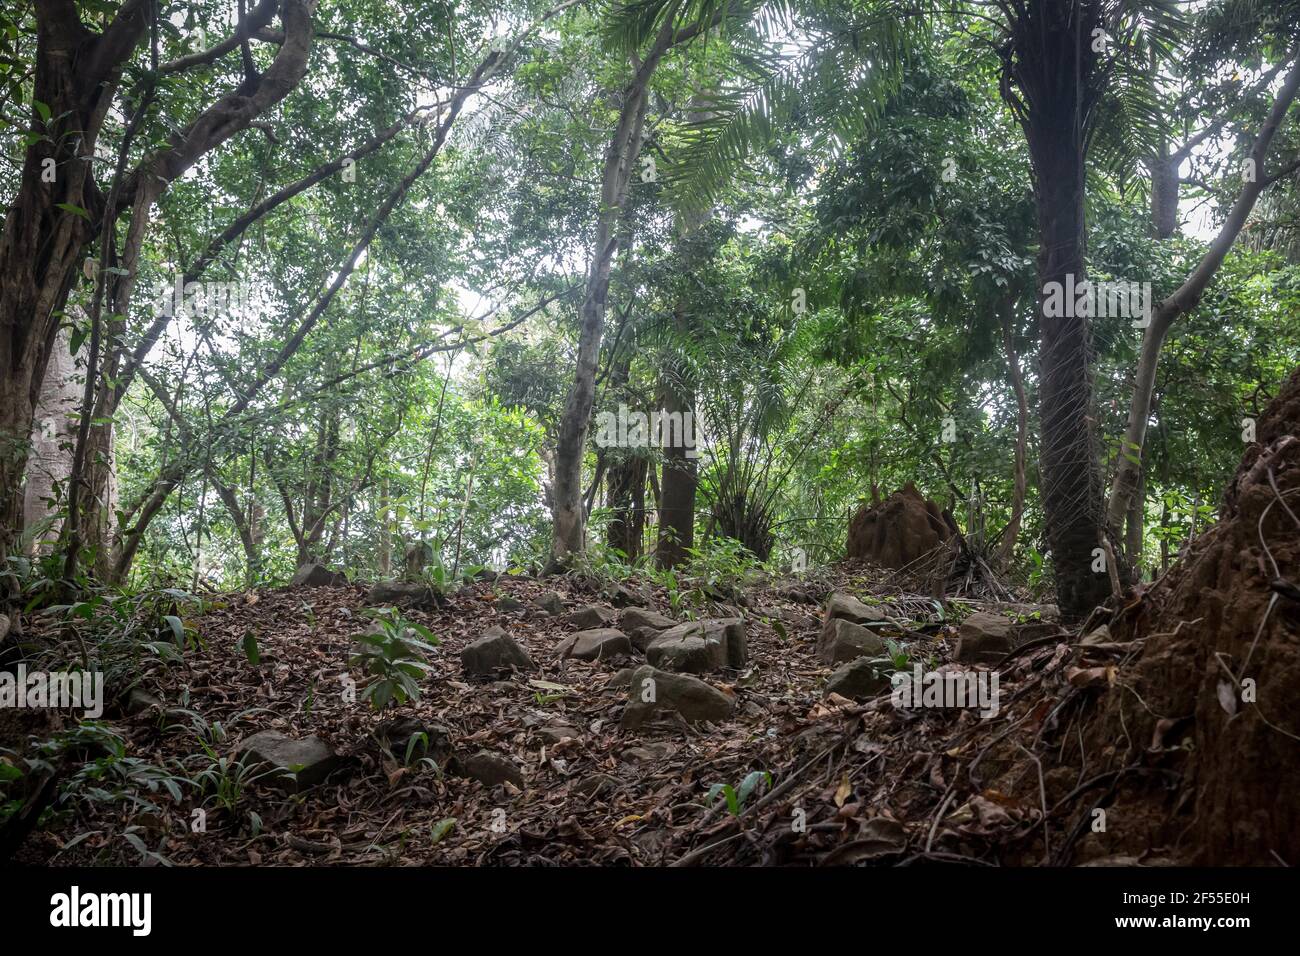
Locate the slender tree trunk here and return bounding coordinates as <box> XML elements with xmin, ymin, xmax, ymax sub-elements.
<box><xmin>378</xmin><ymin>477</ymin><xmax>392</xmax><ymax>576</ymax></box>
<box><xmin>1106</xmin><ymin>53</ymin><xmax>1300</xmax><ymax>538</ymax></box>
<box><xmin>1125</xmin><ymin>459</ymin><xmax>1145</xmax><ymax>575</ymax></box>
<box><xmin>998</xmin><ymin>298</ymin><xmax>1029</xmax><ymax>571</ymax></box>
<box><xmin>655</xmin><ymin>358</ymin><xmax>698</xmax><ymax>569</ymax></box>
<box><xmin>551</xmin><ymin>64</ymin><xmax>657</xmax><ymax>559</ymax></box>
<box><xmin>654</xmin><ymin>97</ymin><xmax>711</xmax><ymax>570</ymax></box>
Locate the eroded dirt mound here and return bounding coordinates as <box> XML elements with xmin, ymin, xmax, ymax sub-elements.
<box><xmin>1083</xmin><ymin>366</ymin><xmax>1300</xmax><ymax>865</ymax></box>
<box><xmin>846</xmin><ymin>483</ymin><xmax>958</xmax><ymax>570</ymax></box>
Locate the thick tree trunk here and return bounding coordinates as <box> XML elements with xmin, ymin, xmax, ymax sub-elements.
<box><xmin>1028</xmin><ymin>122</ymin><xmax>1111</xmax><ymax>620</ymax></box>
<box><xmin>1004</xmin><ymin>0</ymin><xmax>1111</xmax><ymax>620</ymax></box>
<box><xmin>22</xmin><ymin>325</ymin><xmax>83</xmax><ymax>548</ymax></box>
<box><xmin>1149</xmin><ymin>142</ymin><xmax>1180</xmax><ymax>240</ymax></box>
<box><xmin>606</xmin><ymin>452</ymin><xmax>647</xmax><ymax>559</ymax></box>
<box><xmin>0</xmin><ymin>0</ymin><xmax>135</xmax><ymax>587</ymax></box>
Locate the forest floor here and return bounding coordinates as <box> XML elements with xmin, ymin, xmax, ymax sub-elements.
<box><xmin>11</xmin><ymin>564</ymin><xmax>1171</xmax><ymax>867</ymax></box>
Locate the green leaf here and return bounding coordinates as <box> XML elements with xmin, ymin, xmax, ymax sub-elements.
<box><xmin>241</xmin><ymin>631</ymin><xmax>260</xmax><ymax>666</ymax></box>
<box><xmin>163</xmin><ymin>615</ymin><xmax>185</xmax><ymax>645</ymax></box>
<box><xmin>55</xmin><ymin>202</ymin><xmax>90</xmax><ymax>220</ymax></box>
<box><xmin>430</xmin><ymin>817</ymin><xmax>456</xmax><ymax>844</ymax></box>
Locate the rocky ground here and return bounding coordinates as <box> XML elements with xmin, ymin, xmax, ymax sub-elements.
<box><xmin>9</xmin><ymin>562</ymin><xmax>1191</xmax><ymax>867</ymax></box>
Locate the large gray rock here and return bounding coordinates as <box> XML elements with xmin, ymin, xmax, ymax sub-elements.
<box><xmin>620</xmin><ymin>665</ymin><xmax>735</xmax><ymax>729</ymax></box>
<box><xmin>824</xmin><ymin>658</ymin><xmax>891</xmax><ymax>701</ymax></box>
<box><xmin>954</xmin><ymin>611</ymin><xmax>1015</xmax><ymax>664</ymax></box>
<box><xmin>818</xmin><ymin>592</ymin><xmax>887</xmax><ymax>658</ymax></box>
<box><xmin>290</xmin><ymin>562</ymin><xmax>347</xmax><ymax>588</ymax></box>
<box><xmin>460</xmin><ymin>750</ymin><xmax>525</xmax><ymax>789</ymax></box>
<box><xmin>818</xmin><ymin>618</ymin><xmax>887</xmax><ymax>665</ymax></box>
<box><xmin>461</xmin><ymin>625</ymin><xmax>535</xmax><ymax>678</ymax></box>
<box><xmin>365</xmin><ymin>580</ymin><xmax>441</xmax><ymax>609</ymax></box>
<box><xmin>620</xmin><ymin>608</ymin><xmax>675</xmax><ymax>651</ymax></box>
<box><xmin>238</xmin><ymin>731</ymin><xmax>340</xmax><ymax>792</ymax></box>
<box><xmin>566</xmin><ymin>604</ymin><xmax>617</xmax><ymax>630</ymax></box>
<box><xmin>646</xmin><ymin>618</ymin><xmax>747</xmax><ymax>673</ymax></box>
<box><xmin>825</xmin><ymin>592</ymin><xmax>888</xmax><ymax>625</ymax></box>
<box><xmin>557</xmin><ymin>627</ymin><xmax>632</xmax><ymax>662</ymax></box>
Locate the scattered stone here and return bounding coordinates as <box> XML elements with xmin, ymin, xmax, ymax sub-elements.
<box><xmin>824</xmin><ymin>658</ymin><xmax>891</xmax><ymax>701</ymax></box>
<box><xmin>126</xmin><ymin>687</ymin><xmax>163</xmax><ymax>716</ymax></box>
<box><xmin>461</xmin><ymin>625</ymin><xmax>535</xmax><ymax>679</ymax></box>
<box><xmin>365</xmin><ymin>580</ymin><xmax>441</xmax><ymax>608</ymax></box>
<box><xmin>557</xmin><ymin>627</ymin><xmax>632</xmax><ymax>662</ymax></box>
<box><xmin>620</xmin><ymin>665</ymin><xmax>735</xmax><ymax>729</ymax></box>
<box><xmin>536</xmin><ymin>722</ymin><xmax>580</xmax><ymax>745</ymax></box>
<box><xmin>374</xmin><ymin>717</ymin><xmax>452</xmax><ymax>765</ymax></box>
<box><xmin>621</xmin><ymin>742</ymin><xmax>672</xmax><ymax>763</ymax></box>
<box><xmin>289</xmin><ymin>562</ymin><xmax>348</xmax><ymax>588</ymax></box>
<box><xmin>607</xmin><ymin>667</ymin><xmax>636</xmax><ymax>688</ymax></box>
<box><xmin>460</xmin><ymin>750</ymin><xmax>525</xmax><ymax>789</ymax></box>
<box><xmin>620</xmin><ymin>608</ymin><xmax>675</xmax><ymax>651</ymax></box>
<box><xmin>573</xmin><ymin>773</ymin><xmax>620</xmax><ymax>798</ymax></box>
<box><xmin>237</xmin><ymin>731</ymin><xmax>340</xmax><ymax>792</ymax></box>
<box><xmin>535</xmin><ymin>591</ymin><xmax>565</xmax><ymax>615</ymax></box>
<box><xmin>1040</xmin><ymin>604</ymin><xmax>1061</xmax><ymax>623</ymax></box>
<box><xmin>1080</xmin><ymin>623</ymin><xmax>1112</xmax><ymax>646</ymax></box>
<box><xmin>818</xmin><ymin>618</ymin><xmax>887</xmax><ymax>665</ymax></box>
<box><xmin>1016</xmin><ymin>621</ymin><xmax>1064</xmax><ymax>643</ymax></box>
<box><xmin>954</xmin><ymin>611</ymin><xmax>1016</xmax><ymax>663</ymax></box>
<box><xmin>495</xmin><ymin>595</ymin><xmax>526</xmax><ymax>613</ymax></box>
<box><xmin>603</xmin><ymin>583</ymin><xmax>647</xmax><ymax>607</ymax></box>
<box><xmin>824</xmin><ymin>591</ymin><xmax>888</xmax><ymax>625</ymax></box>
<box><xmin>646</xmin><ymin>618</ymin><xmax>747</xmax><ymax>673</ymax></box>
<box><xmin>818</xmin><ymin>593</ymin><xmax>891</xmax><ymax>661</ymax></box>
<box><xmin>566</xmin><ymin>604</ymin><xmax>617</xmax><ymax>630</ymax></box>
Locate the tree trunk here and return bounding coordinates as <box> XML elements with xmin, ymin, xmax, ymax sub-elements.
<box><xmin>378</xmin><ymin>478</ymin><xmax>392</xmax><ymax>576</ymax></box>
<box><xmin>1106</xmin><ymin>54</ymin><xmax>1300</xmax><ymax>540</ymax></box>
<box><xmin>606</xmin><ymin>452</ymin><xmax>647</xmax><ymax>559</ymax></box>
<box><xmin>654</xmin><ymin>361</ymin><xmax>698</xmax><ymax>569</ymax></box>
<box><xmin>998</xmin><ymin>298</ymin><xmax>1029</xmax><ymax>571</ymax></box>
<box><xmin>1125</xmin><ymin>459</ymin><xmax>1145</xmax><ymax>575</ymax></box>
<box><xmin>1005</xmin><ymin>0</ymin><xmax>1111</xmax><ymax>620</ymax></box>
<box><xmin>1149</xmin><ymin>141</ymin><xmax>1180</xmax><ymax>240</ymax></box>
<box><xmin>551</xmin><ymin>65</ymin><xmax>658</xmax><ymax>560</ymax></box>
